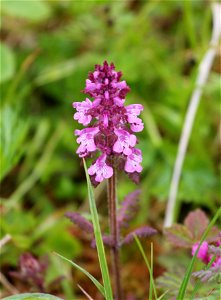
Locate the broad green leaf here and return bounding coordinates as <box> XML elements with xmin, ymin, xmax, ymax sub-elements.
<box><xmin>3</xmin><ymin>293</ymin><xmax>63</xmax><ymax>300</ymax></box>
<box><xmin>2</xmin><ymin>0</ymin><xmax>51</xmax><ymax>22</ymax></box>
<box><xmin>54</xmin><ymin>252</ymin><xmax>105</xmax><ymax>297</ymax></box>
<box><xmin>83</xmin><ymin>159</ymin><xmax>113</xmax><ymax>300</ymax></box>
<box><xmin>0</xmin><ymin>43</ymin><xmax>15</xmax><ymax>83</ymax></box>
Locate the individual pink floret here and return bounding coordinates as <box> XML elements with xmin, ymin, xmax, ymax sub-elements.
<box><xmin>125</xmin><ymin>104</ymin><xmax>143</xmax><ymax>122</ymax></box>
<box><xmin>113</xmin><ymin>129</ymin><xmax>136</xmax><ymax>155</ymax></box>
<box><xmin>75</xmin><ymin>127</ymin><xmax>99</xmax><ymax>157</ymax></box>
<box><xmin>73</xmin><ymin>98</ymin><xmax>93</xmax><ymax>125</ymax></box>
<box><xmin>130</xmin><ymin>117</ymin><xmax>144</xmax><ymax>132</ymax></box>
<box><xmin>125</xmin><ymin>148</ymin><xmax>143</xmax><ymax>173</ymax></box>
<box><xmin>88</xmin><ymin>154</ymin><xmax>113</xmax><ymax>182</ymax></box>
<box><xmin>85</xmin><ymin>79</ymin><xmax>101</xmax><ymax>93</ymax></box>
<box><xmin>113</xmin><ymin>96</ymin><xmax>125</xmax><ymax>107</ymax></box>
<box><xmin>126</xmin><ymin>104</ymin><xmax>144</xmax><ymax>132</ymax></box>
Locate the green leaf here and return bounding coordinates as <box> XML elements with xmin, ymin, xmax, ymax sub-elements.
<box><xmin>0</xmin><ymin>105</ymin><xmax>29</xmax><ymax>181</ymax></box>
<box><xmin>54</xmin><ymin>252</ymin><xmax>105</xmax><ymax>297</ymax></box>
<box><xmin>83</xmin><ymin>159</ymin><xmax>113</xmax><ymax>300</ymax></box>
<box><xmin>34</xmin><ymin>54</ymin><xmax>100</xmax><ymax>86</ymax></box>
<box><xmin>2</xmin><ymin>0</ymin><xmax>51</xmax><ymax>22</ymax></box>
<box><xmin>34</xmin><ymin>59</ymin><xmax>78</xmax><ymax>86</ymax></box>
<box><xmin>0</xmin><ymin>43</ymin><xmax>15</xmax><ymax>83</ymax></box>
<box><xmin>3</xmin><ymin>293</ymin><xmax>63</xmax><ymax>300</ymax></box>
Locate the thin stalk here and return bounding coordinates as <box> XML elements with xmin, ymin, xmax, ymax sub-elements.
<box><xmin>107</xmin><ymin>169</ymin><xmax>123</xmax><ymax>300</ymax></box>
<box><xmin>190</xmin><ymin>255</ymin><xmax>216</xmax><ymax>300</ymax></box>
<box><xmin>149</xmin><ymin>242</ymin><xmax>153</xmax><ymax>300</ymax></box>
<box><xmin>134</xmin><ymin>235</ymin><xmax>158</xmax><ymax>300</ymax></box>
<box><xmin>164</xmin><ymin>3</ymin><xmax>221</xmax><ymax>227</ymax></box>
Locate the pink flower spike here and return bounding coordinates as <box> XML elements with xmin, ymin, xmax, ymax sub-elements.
<box><xmin>75</xmin><ymin>127</ymin><xmax>99</xmax><ymax>157</ymax></box>
<box><xmin>192</xmin><ymin>241</ymin><xmax>209</xmax><ymax>264</ymax></box>
<box><xmin>125</xmin><ymin>148</ymin><xmax>143</xmax><ymax>173</ymax></box>
<box><xmin>113</xmin><ymin>129</ymin><xmax>136</xmax><ymax>155</ymax></box>
<box><xmin>73</xmin><ymin>61</ymin><xmax>144</xmax><ymax>185</ymax></box>
<box><xmin>88</xmin><ymin>154</ymin><xmax>113</xmax><ymax>183</ymax></box>
<box><xmin>73</xmin><ymin>98</ymin><xmax>93</xmax><ymax>125</ymax></box>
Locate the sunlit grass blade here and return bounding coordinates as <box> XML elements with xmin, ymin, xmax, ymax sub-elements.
<box><xmin>157</xmin><ymin>290</ymin><xmax>169</xmax><ymax>300</ymax></box>
<box><xmin>134</xmin><ymin>235</ymin><xmax>158</xmax><ymax>300</ymax></box>
<box><xmin>54</xmin><ymin>252</ymin><xmax>105</xmax><ymax>297</ymax></box>
<box><xmin>83</xmin><ymin>159</ymin><xmax>113</xmax><ymax>300</ymax></box>
<box><xmin>177</xmin><ymin>207</ymin><xmax>221</xmax><ymax>299</ymax></box>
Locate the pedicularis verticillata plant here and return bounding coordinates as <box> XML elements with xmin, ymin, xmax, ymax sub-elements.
<box><xmin>69</xmin><ymin>61</ymin><xmax>157</xmax><ymax>300</ymax></box>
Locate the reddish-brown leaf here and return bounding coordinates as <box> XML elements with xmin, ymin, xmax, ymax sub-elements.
<box><xmin>184</xmin><ymin>209</ymin><xmax>209</xmax><ymax>241</ymax></box>
<box><xmin>164</xmin><ymin>224</ymin><xmax>193</xmax><ymax>248</ymax></box>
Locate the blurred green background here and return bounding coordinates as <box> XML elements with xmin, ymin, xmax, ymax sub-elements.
<box><xmin>0</xmin><ymin>0</ymin><xmax>220</xmax><ymax>299</ymax></box>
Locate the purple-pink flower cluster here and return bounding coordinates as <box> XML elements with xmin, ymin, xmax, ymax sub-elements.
<box><xmin>73</xmin><ymin>61</ymin><xmax>144</xmax><ymax>184</ymax></box>
<box><xmin>192</xmin><ymin>240</ymin><xmax>221</xmax><ymax>267</ymax></box>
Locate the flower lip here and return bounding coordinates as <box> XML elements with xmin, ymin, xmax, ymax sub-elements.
<box><xmin>113</xmin><ymin>129</ymin><xmax>137</xmax><ymax>155</ymax></box>
<box><xmin>130</xmin><ymin>118</ymin><xmax>144</xmax><ymax>132</ymax></box>
<box><xmin>73</xmin><ymin>98</ymin><xmax>93</xmax><ymax>125</ymax></box>
<box><xmin>125</xmin><ymin>148</ymin><xmax>143</xmax><ymax>173</ymax></box>
<box><xmin>88</xmin><ymin>154</ymin><xmax>113</xmax><ymax>182</ymax></box>
<box><xmin>75</xmin><ymin>127</ymin><xmax>99</xmax><ymax>157</ymax></box>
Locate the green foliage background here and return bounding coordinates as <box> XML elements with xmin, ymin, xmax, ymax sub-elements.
<box><xmin>0</xmin><ymin>0</ymin><xmax>220</xmax><ymax>298</ymax></box>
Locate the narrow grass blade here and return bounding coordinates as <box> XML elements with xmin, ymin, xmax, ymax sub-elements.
<box><xmin>54</xmin><ymin>252</ymin><xmax>105</xmax><ymax>297</ymax></box>
<box><xmin>157</xmin><ymin>290</ymin><xmax>169</xmax><ymax>300</ymax></box>
<box><xmin>83</xmin><ymin>159</ymin><xmax>113</xmax><ymax>300</ymax></box>
<box><xmin>190</xmin><ymin>255</ymin><xmax>216</xmax><ymax>300</ymax></box>
<box><xmin>177</xmin><ymin>207</ymin><xmax>221</xmax><ymax>299</ymax></box>
<box><xmin>134</xmin><ymin>235</ymin><xmax>158</xmax><ymax>299</ymax></box>
<box><xmin>149</xmin><ymin>242</ymin><xmax>153</xmax><ymax>300</ymax></box>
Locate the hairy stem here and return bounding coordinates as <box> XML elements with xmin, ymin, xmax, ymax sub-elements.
<box><xmin>108</xmin><ymin>169</ymin><xmax>123</xmax><ymax>300</ymax></box>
